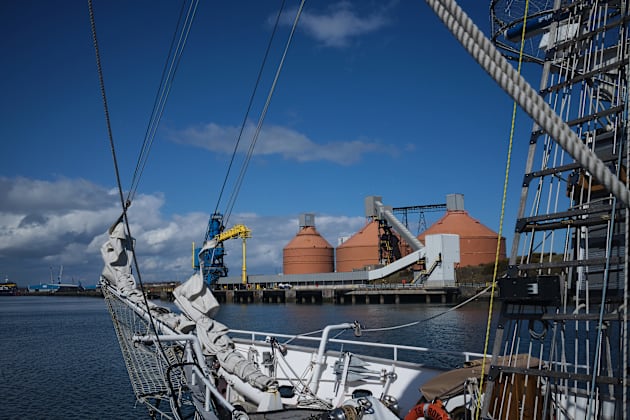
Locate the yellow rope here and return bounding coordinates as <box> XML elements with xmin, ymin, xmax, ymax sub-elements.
<box><xmin>474</xmin><ymin>1</ymin><xmax>530</xmax><ymax>418</ymax></box>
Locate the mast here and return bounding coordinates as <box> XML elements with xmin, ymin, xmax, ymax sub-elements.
<box><xmin>485</xmin><ymin>1</ymin><xmax>629</xmax><ymax>418</ymax></box>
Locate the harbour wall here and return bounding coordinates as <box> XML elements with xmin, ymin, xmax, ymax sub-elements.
<box><xmin>213</xmin><ymin>286</ymin><xmax>460</xmax><ymax>304</ymax></box>
<box><xmin>19</xmin><ymin>282</ymin><xmax>492</xmax><ymax>304</ymax></box>
<box><xmin>141</xmin><ymin>281</ymin><xmax>492</xmax><ymax>304</ymax></box>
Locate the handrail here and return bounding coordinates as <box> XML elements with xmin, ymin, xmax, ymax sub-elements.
<box><xmin>228</xmin><ymin>328</ymin><xmax>487</xmax><ymax>363</ymax></box>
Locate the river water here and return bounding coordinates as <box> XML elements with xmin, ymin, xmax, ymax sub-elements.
<box><xmin>1</xmin><ymin>296</ymin><xmax>496</xmax><ymax>419</ymax></box>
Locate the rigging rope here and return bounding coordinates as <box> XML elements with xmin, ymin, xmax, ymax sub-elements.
<box><xmin>212</xmin><ymin>0</ymin><xmax>287</xmax><ymax>227</ymax></box>
<box><xmin>361</xmin><ymin>285</ymin><xmax>493</xmax><ymax>332</ymax></box>
<box><xmin>474</xmin><ymin>0</ymin><xmax>530</xmax><ymax>417</ymax></box>
<box><xmin>624</xmin><ymin>8</ymin><xmax>630</xmax><ymax>410</ymax></box>
<box><xmin>422</xmin><ymin>1</ymin><xmax>630</xmax><ymax>417</ymax></box>
<box><xmin>588</xmin><ymin>13</ymin><xmax>630</xmax><ymax>412</ymax></box>
<box><xmin>128</xmin><ymin>0</ymin><xmax>199</xmax><ymax>205</ymax></box>
<box><xmin>222</xmin><ymin>0</ymin><xmax>307</xmax><ymax>226</ymax></box>
<box><xmin>281</xmin><ymin>285</ymin><xmax>493</xmax><ymax>346</ymax></box>
<box><xmin>88</xmin><ymin>3</ymin><xmax>182</xmax><ymax>415</ymax></box>
<box><xmin>88</xmin><ymin>0</ymin><xmax>126</xmax><ymax>216</ymax></box>
<box><xmin>424</xmin><ymin>0</ymin><xmax>630</xmax><ymax>208</ymax></box>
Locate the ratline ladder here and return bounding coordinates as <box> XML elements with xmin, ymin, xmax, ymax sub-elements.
<box><xmin>482</xmin><ymin>1</ymin><xmax>629</xmax><ymax>419</ymax></box>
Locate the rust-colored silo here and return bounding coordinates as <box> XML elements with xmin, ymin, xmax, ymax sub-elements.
<box><xmin>283</xmin><ymin>213</ymin><xmax>334</xmax><ymax>274</ymax></box>
<box><xmin>418</xmin><ymin>194</ymin><xmax>505</xmax><ymax>267</ymax></box>
<box><xmin>335</xmin><ymin>220</ymin><xmax>381</xmax><ymax>272</ymax></box>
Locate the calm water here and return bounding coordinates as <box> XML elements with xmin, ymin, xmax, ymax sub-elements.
<box><xmin>0</xmin><ymin>296</ymin><xmax>495</xmax><ymax>419</ymax></box>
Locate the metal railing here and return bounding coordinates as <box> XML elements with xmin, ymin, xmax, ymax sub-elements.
<box><xmin>229</xmin><ymin>328</ymin><xmax>487</xmax><ymax>365</ymax></box>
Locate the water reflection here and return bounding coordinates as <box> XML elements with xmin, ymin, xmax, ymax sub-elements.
<box><xmin>1</xmin><ymin>296</ymin><xmax>498</xmax><ymax>418</ymax></box>
<box><xmin>214</xmin><ymin>301</ymin><xmax>499</xmax><ymax>369</ymax></box>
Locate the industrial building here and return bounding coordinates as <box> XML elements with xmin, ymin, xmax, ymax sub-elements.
<box><xmin>282</xmin><ymin>213</ymin><xmax>334</xmax><ymax>275</ymax></box>
<box><xmin>418</xmin><ymin>194</ymin><xmax>506</xmax><ymax>267</ymax></box>
<box><xmin>218</xmin><ymin>194</ymin><xmax>502</xmax><ymax>290</ymax></box>
<box><xmin>336</xmin><ymin>220</ymin><xmax>384</xmax><ymax>273</ymax></box>
<box><xmin>282</xmin><ymin>193</ymin><xmax>503</xmax><ymax>274</ymax></box>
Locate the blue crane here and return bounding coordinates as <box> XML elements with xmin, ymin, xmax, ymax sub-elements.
<box><xmin>194</xmin><ymin>212</ymin><xmax>251</xmax><ymax>286</ymax></box>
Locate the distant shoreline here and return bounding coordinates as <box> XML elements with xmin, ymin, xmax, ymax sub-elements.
<box><xmin>7</xmin><ymin>289</ymin><xmax>104</xmax><ymax>298</ymax></box>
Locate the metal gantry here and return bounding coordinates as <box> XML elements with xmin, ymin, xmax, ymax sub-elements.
<box><xmin>392</xmin><ymin>203</ymin><xmax>447</xmax><ymax>235</ymax></box>
<box><xmin>485</xmin><ymin>1</ymin><xmax>629</xmax><ymax>418</ymax></box>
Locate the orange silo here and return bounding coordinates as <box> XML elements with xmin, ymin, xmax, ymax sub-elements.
<box><xmin>418</xmin><ymin>194</ymin><xmax>505</xmax><ymax>267</ymax></box>
<box><xmin>335</xmin><ymin>220</ymin><xmax>381</xmax><ymax>272</ymax></box>
<box><xmin>283</xmin><ymin>214</ymin><xmax>334</xmax><ymax>274</ymax></box>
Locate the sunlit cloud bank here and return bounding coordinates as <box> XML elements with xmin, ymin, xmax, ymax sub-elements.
<box><xmin>0</xmin><ymin>176</ymin><xmax>366</xmax><ymax>286</ymax></box>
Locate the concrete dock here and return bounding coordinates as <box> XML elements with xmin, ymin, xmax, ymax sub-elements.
<box><xmin>212</xmin><ymin>284</ymin><xmax>460</xmax><ymax>304</ymax></box>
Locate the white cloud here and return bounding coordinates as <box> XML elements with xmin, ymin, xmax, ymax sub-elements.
<box><xmin>171</xmin><ymin>121</ymin><xmax>386</xmax><ymax>165</ymax></box>
<box><xmin>143</xmin><ymin>222</ymin><xmax>181</xmax><ymax>248</ymax></box>
<box><xmin>0</xmin><ymin>176</ymin><xmax>112</xmax><ymax>213</ymax></box>
<box><xmin>0</xmin><ymin>176</ymin><xmax>367</xmax><ymax>286</ymax></box>
<box><xmin>0</xmin><ymin>178</ymin><xmax>119</xmax><ymax>257</ymax></box>
<box><xmin>281</xmin><ymin>2</ymin><xmax>390</xmax><ymax>48</ymax></box>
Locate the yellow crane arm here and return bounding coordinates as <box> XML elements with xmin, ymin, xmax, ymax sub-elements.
<box><xmin>212</xmin><ymin>224</ymin><xmax>251</xmax><ymax>286</ymax></box>
<box><xmin>213</xmin><ymin>224</ymin><xmax>251</xmax><ymax>242</ymax></box>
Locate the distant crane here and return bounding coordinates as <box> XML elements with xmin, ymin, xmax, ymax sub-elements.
<box><xmin>194</xmin><ymin>213</ymin><xmax>251</xmax><ymax>286</ymax></box>
<box><xmin>50</xmin><ymin>265</ymin><xmax>63</xmax><ymax>284</ymax></box>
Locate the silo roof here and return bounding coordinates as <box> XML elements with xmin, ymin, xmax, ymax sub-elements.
<box><xmin>283</xmin><ymin>226</ymin><xmax>333</xmax><ymax>250</ymax></box>
<box><xmin>337</xmin><ymin>220</ymin><xmax>380</xmax><ymax>248</ymax></box>
<box><xmin>419</xmin><ymin>210</ymin><xmax>499</xmax><ymax>239</ymax></box>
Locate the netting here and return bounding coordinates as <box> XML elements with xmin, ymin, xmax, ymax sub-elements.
<box><xmin>103</xmin><ymin>286</ymin><xmax>185</xmax><ymax>416</ymax></box>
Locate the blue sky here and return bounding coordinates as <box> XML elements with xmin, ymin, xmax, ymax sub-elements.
<box><xmin>1</xmin><ymin>1</ymin><xmax>538</xmax><ymax>286</ymax></box>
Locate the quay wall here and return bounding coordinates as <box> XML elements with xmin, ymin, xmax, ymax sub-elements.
<box><xmin>18</xmin><ymin>282</ymin><xmax>493</xmax><ymax>305</ymax></box>
<box><xmin>212</xmin><ymin>285</ymin><xmax>461</xmax><ymax>305</ymax></box>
